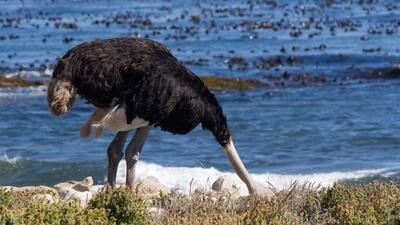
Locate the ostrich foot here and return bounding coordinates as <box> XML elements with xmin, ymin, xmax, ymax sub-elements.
<box><xmin>249</xmin><ymin>183</ymin><xmax>275</xmax><ymax>201</ymax></box>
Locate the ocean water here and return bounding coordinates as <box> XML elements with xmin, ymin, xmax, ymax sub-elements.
<box><xmin>1</xmin><ymin>0</ymin><xmax>400</xmax><ymax>193</ymax></box>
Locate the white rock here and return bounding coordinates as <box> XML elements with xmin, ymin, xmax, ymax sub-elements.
<box><xmin>58</xmin><ymin>187</ymin><xmax>93</xmax><ymax>206</ymax></box>
<box><xmin>54</xmin><ymin>176</ymin><xmax>93</xmax><ymax>192</ymax></box>
<box><xmin>90</xmin><ymin>185</ymin><xmax>104</xmax><ymax>194</ymax></box>
<box><xmin>192</xmin><ymin>186</ymin><xmax>219</xmax><ymax>202</ymax></box>
<box><xmin>194</xmin><ymin>185</ymin><xmax>211</xmax><ymax>195</ymax></box>
<box><xmin>211</xmin><ymin>176</ymin><xmax>241</xmax><ymax>198</ymax></box>
<box><xmin>136</xmin><ymin>176</ymin><xmax>171</xmax><ymax>197</ymax></box>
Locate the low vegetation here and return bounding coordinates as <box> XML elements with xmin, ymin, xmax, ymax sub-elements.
<box><xmin>0</xmin><ymin>188</ymin><xmax>150</xmax><ymax>225</ymax></box>
<box><xmin>1</xmin><ymin>182</ymin><xmax>400</xmax><ymax>224</ymax></box>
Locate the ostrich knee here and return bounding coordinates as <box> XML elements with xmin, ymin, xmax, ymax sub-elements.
<box><xmin>125</xmin><ymin>147</ymin><xmax>140</xmax><ymax>191</ymax></box>
<box><xmin>107</xmin><ymin>131</ymin><xmax>129</xmax><ymax>187</ymax></box>
<box><xmin>125</xmin><ymin>126</ymin><xmax>151</xmax><ymax>191</ymax></box>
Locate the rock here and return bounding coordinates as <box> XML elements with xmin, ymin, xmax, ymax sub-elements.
<box><xmin>135</xmin><ymin>176</ymin><xmax>171</xmax><ymax>197</ymax></box>
<box><xmin>58</xmin><ymin>187</ymin><xmax>93</xmax><ymax>206</ymax></box>
<box><xmin>201</xmin><ymin>76</ymin><xmax>263</xmax><ymax>91</ymax></box>
<box><xmin>91</xmin><ymin>185</ymin><xmax>104</xmax><ymax>194</ymax></box>
<box><xmin>212</xmin><ymin>176</ymin><xmax>241</xmax><ymax>198</ymax></box>
<box><xmin>365</xmin><ymin>68</ymin><xmax>400</xmax><ymax>79</ymax></box>
<box><xmin>33</xmin><ymin>194</ymin><xmax>56</xmax><ymax>203</ymax></box>
<box><xmin>0</xmin><ymin>76</ymin><xmax>45</xmax><ymax>87</ymax></box>
<box><xmin>193</xmin><ymin>186</ymin><xmax>218</xmax><ymax>202</ymax></box>
<box><xmin>194</xmin><ymin>185</ymin><xmax>210</xmax><ymax>195</ymax></box>
<box><xmin>54</xmin><ymin>181</ymin><xmax>71</xmax><ymax>191</ymax></box>
<box><xmin>73</xmin><ymin>176</ymin><xmax>93</xmax><ymax>192</ymax></box>
<box><xmin>0</xmin><ymin>75</ymin><xmax>262</xmax><ymax>91</ymax></box>
<box><xmin>54</xmin><ymin>176</ymin><xmax>93</xmax><ymax>192</ymax></box>
<box><xmin>53</xmin><ymin>177</ymin><xmax>94</xmax><ymax>206</ymax></box>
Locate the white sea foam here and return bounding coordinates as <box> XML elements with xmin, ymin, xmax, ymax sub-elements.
<box><xmin>0</xmin><ymin>86</ymin><xmax>47</xmax><ymax>98</ymax></box>
<box><xmin>114</xmin><ymin>160</ymin><xmax>392</xmax><ymax>195</ymax></box>
<box><xmin>4</xmin><ymin>69</ymin><xmax>52</xmax><ymax>78</ymax></box>
<box><xmin>0</xmin><ymin>155</ymin><xmax>23</xmax><ymax>165</ymax></box>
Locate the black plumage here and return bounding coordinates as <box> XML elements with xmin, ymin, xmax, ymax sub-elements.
<box><xmin>49</xmin><ymin>37</ymin><xmax>231</xmax><ymax>146</ymax></box>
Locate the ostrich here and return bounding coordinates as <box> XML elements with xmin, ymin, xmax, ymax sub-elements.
<box><xmin>47</xmin><ymin>37</ymin><xmax>274</xmax><ymax>199</ymax></box>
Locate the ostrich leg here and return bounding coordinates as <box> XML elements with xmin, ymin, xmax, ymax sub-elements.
<box><xmin>107</xmin><ymin>131</ymin><xmax>129</xmax><ymax>187</ymax></box>
<box><xmin>224</xmin><ymin>138</ymin><xmax>275</xmax><ymax>200</ymax></box>
<box><xmin>125</xmin><ymin>126</ymin><xmax>151</xmax><ymax>191</ymax></box>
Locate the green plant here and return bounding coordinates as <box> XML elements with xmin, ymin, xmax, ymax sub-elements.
<box><xmin>0</xmin><ymin>188</ymin><xmax>11</xmax><ymax>208</ymax></box>
<box><xmin>21</xmin><ymin>201</ymin><xmax>82</xmax><ymax>225</ymax></box>
<box><xmin>88</xmin><ymin>188</ymin><xmax>151</xmax><ymax>225</ymax></box>
<box><xmin>322</xmin><ymin>183</ymin><xmax>400</xmax><ymax>225</ymax></box>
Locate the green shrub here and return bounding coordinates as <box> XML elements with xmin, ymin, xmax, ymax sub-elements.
<box><xmin>1</xmin><ymin>198</ymin><xmax>112</xmax><ymax>225</ymax></box>
<box><xmin>21</xmin><ymin>201</ymin><xmax>83</xmax><ymax>225</ymax></box>
<box><xmin>322</xmin><ymin>183</ymin><xmax>400</xmax><ymax>225</ymax></box>
<box><xmin>88</xmin><ymin>188</ymin><xmax>151</xmax><ymax>225</ymax></box>
<box><xmin>0</xmin><ymin>188</ymin><xmax>11</xmax><ymax>208</ymax></box>
<box><xmin>83</xmin><ymin>208</ymin><xmax>112</xmax><ymax>225</ymax></box>
<box><xmin>0</xmin><ymin>188</ymin><xmax>12</xmax><ymax>225</ymax></box>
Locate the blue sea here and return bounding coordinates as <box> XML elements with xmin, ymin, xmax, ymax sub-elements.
<box><xmin>0</xmin><ymin>0</ymin><xmax>400</xmax><ymax>193</ymax></box>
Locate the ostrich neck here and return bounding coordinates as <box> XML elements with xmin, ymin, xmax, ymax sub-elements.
<box><xmin>223</xmin><ymin>138</ymin><xmax>257</xmax><ymax>192</ymax></box>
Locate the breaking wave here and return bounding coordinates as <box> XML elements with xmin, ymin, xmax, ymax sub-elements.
<box><xmin>0</xmin><ymin>156</ymin><xmax>395</xmax><ymax>194</ymax></box>
<box><xmin>115</xmin><ymin>160</ymin><xmax>393</xmax><ymax>195</ymax></box>
<box><xmin>0</xmin><ymin>155</ymin><xmax>23</xmax><ymax>165</ymax></box>
<box><xmin>3</xmin><ymin>69</ymin><xmax>52</xmax><ymax>78</ymax></box>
